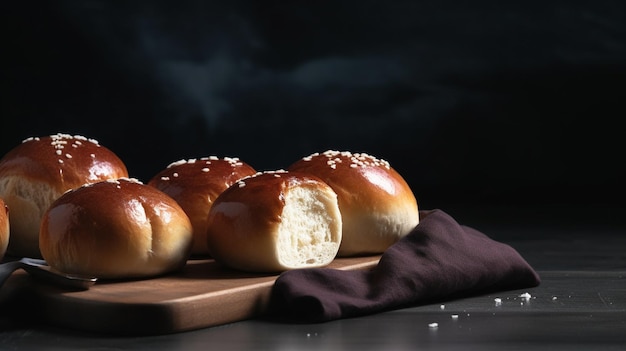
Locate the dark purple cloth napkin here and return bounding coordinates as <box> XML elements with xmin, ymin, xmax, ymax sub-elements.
<box><xmin>265</xmin><ymin>209</ymin><xmax>541</xmax><ymax>323</ymax></box>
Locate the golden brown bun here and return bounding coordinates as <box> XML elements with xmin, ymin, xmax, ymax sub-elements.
<box><xmin>288</xmin><ymin>150</ymin><xmax>419</xmax><ymax>256</ymax></box>
<box><xmin>206</xmin><ymin>170</ymin><xmax>342</xmax><ymax>273</ymax></box>
<box><xmin>40</xmin><ymin>178</ymin><xmax>193</xmax><ymax>279</ymax></box>
<box><xmin>0</xmin><ymin>133</ymin><xmax>128</xmax><ymax>258</ymax></box>
<box><xmin>0</xmin><ymin>198</ymin><xmax>9</xmax><ymax>261</ymax></box>
<box><xmin>148</xmin><ymin>157</ymin><xmax>257</xmax><ymax>257</ymax></box>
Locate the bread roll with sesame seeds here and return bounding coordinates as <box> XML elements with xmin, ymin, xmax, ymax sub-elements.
<box><xmin>205</xmin><ymin>170</ymin><xmax>342</xmax><ymax>273</ymax></box>
<box><xmin>147</xmin><ymin>156</ymin><xmax>257</xmax><ymax>256</ymax></box>
<box><xmin>0</xmin><ymin>198</ymin><xmax>9</xmax><ymax>261</ymax></box>
<box><xmin>0</xmin><ymin>133</ymin><xmax>129</xmax><ymax>258</ymax></box>
<box><xmin>288</xmin><ymin>150</ymin><xmax>419</xmax><ymax>257</ymax></box>
<box><xmin>39</xmin><ymin>178</ymin><xmax>193</xmax><ymax>279</ymax></box>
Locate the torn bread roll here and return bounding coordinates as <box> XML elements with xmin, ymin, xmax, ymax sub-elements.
<box><xmin>147</xmin><ymin>157</ymin><xmax>257</xmax><ymax>257</ymax></box>
<box><xmin>0</xmin><ymin>133</ymin><xmax>128</xmax><ymax>258</ymax></box>
<box><xmin>39</xmin><ymin>178</ymin><xmax>193</xmax><ymax>279</ymax></box>
<box><xmin>205</xmin><ymin>170</ymin><xmax>342</xmax><ymax>273</ymax></box>
<box><xmin>0</xmin><ymin>198</ymin><xmax>9</xmax><ymax>261</ymax></box>
<box><xmin>288</xmin><ymin>150</ymin><xmax>419</xmax><ymax>257</ymax></box>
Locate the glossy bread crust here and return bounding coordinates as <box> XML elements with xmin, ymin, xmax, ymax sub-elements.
<box><xmin>40</xmin><ymin>178</ymin><xmax>193</xmax><ymax>279</ymax></box>
<box><xmin>288</xmin><ymin>150</ymin><xmax>419</xmax><ymax>256</ymax></box>
<box><xmin>0</xmin><ymin>133</ymin><xmax>128</xmax><ymax>258</ymax></box>
<box><xmin>147</xmin><ymin>157</ymin><xmax>257</xmax><ymax>256</ymax></box>
<box><xmin>206</xmin><ymin>171</ymin><xmax>342</xmax><ymax>272</ymax></box>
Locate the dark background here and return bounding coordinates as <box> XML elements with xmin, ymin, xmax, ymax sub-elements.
<box><xmin>2</xmin><ymin>1</ymin><xmax>625</xmax><ymax>214</ymax></box>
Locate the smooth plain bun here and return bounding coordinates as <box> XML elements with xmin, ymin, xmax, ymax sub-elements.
<box><xmin>40</xmin><ymin>178</ymin><xmax>193</xmax><ymax>279</ymax></box>
<box><xmin>288</xmin><ymin>150</ymin><xmax>419</xmax><ymax>257</ymax></box>
<box><xmin>0</xmin><ymin>133</ymin><xmax>128</xmax><ymax>258</ymax></box>
<box><xmin>206</xmin><ymin>170</ymin><xmax>342</xmax><ymax>273</ymax></box>
<box><xmin>0</xmin><ymin>198</ymin><xmax>9</xmax><ymax>261</ymax></box>
<box><xmin>147</xmin><ymin>157</ymin><xmax>257</xmax><ymax>256</ymax></box>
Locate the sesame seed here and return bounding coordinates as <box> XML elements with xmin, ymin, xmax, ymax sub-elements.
<box><xmin>167</xmin><ymin>159</ymin><xmax>188</xmax><ymax>168</ymax></box>
<box><xmin>22</xmin><ymin>136</ymin><xmax>39</xmax><ymax>143</ymax></box>
<box><xmin>305</xmin><ymin>150</ymin><xmax>391</xmax><ymax>169</ymax></box>
<box><xmin>118</xmin><ymin>177</ymin><xmax>142</xmax><ymax>184</ymax></box>
<box><xmin>201</xmin><ymin>168</ymin><xmax>210</xmax><ymax>172</ymax></box>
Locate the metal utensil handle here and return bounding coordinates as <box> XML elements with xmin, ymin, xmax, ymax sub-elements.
<box><xmin>19</xmin><ymin>259</ymin><xmax>97</xmax><ymax>290</ymax></box>
<box><xmin>0</xmin><ymin>259</ymin><xmax>97</xmax><ymax>290</ymax></box>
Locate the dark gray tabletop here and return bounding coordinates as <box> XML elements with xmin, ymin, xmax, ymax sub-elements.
<box><xmin>1</xmin><ymin>205</ymin><xmax>625</xmax><ymax>350</ymax></box>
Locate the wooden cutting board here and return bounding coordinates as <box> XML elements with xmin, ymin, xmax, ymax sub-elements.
<box><xmin>1</xmin><ymin>256</ymin><xmax>381</xmax><ymax>335</ymax></box>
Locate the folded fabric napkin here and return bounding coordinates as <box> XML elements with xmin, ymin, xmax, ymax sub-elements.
<box><xmin>265</xmin><ymin>209</ymin><xmax>541</xmax><ymax>323</ymax></box>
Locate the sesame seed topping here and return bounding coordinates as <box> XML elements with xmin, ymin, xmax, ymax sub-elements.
<box><xmin>236</xmin><ymin>169</ymin><xmax>287</xmax><ymax>183</ymax></box>
<box><xmin>172</xmin><ymin>173</ymin><xmax>179</xmax><ymax>177</ymax></box>
<box><xmin>22</xmin><ymin>136</ymin><xmax>40</xmax><ymax>143</ymax></box>
<box><xmin>167</xmin><ymin>159</ymin><xmax>188</xmax><ymax>168</ymax></box>
<box><xmin>201</xmin><ymin>168</ymin><xmax>210</xmax><ymax>172</ymax></box>
<box><xmin>160</xmin><ymin>176</ymin><xmax>170</xmax><ymax>181</ymax></box>
<box><xmin>118</xmin><ymin>177</ymin><xmax>143</xmax><ymax>184</ymax></box>
<box><xmin>301</xmin><ymin>150</ymin><xmax>391</xmax><ymax>170</ymax></box>
<box><xmin>55</xmin><ymin>150</ymin><xmax>62</xmax><ymax>155</ymax></box>
<box><xmin>65</xmin><ymin>154</ymin><xmax>72</xmax><ymax>159</ymax></box>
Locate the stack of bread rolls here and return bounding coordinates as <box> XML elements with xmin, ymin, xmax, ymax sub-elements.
<box><xmin>0</xmin><ymin>132</ymin><xmax>419</xmax><ymax>278</ymax></box>
<box><xmin>204</xmin><ymin>150</ymin><xmax>420</xmax><ymax>272</ymax></box>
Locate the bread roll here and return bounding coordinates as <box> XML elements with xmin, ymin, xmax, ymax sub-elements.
<box><xmin>0</xmin><ymin>133</ymin><xmax>128</xmax><ymax>258</ymax></box>
<box><xmin>0</xmin><ymin>198</ymin><xmax>9</xmax><ymax>261</ymax></box>
<box><xmin>206</xmin><ymin>170</ymin><xmax>342</xmax><ymax>273</ymax></box>
<box><xmin>39</xmin><ymin>178</ymin><xmax>193</xmax><ymax>279</ymax></box>
<box><xmin>288</xmin><ymin>150</ymin><xmax>419</xmax><ymax>257</ymax></box>
<box><xmin>147</xmin><ymin>157</ymin><xmax>257</xmax><ymax>256</ymax></box>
